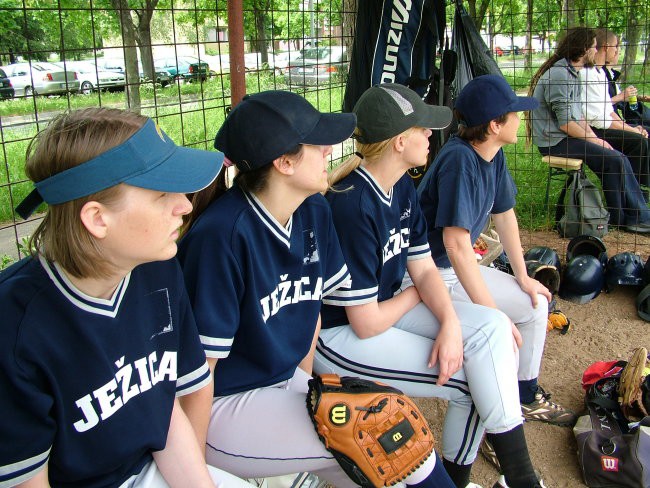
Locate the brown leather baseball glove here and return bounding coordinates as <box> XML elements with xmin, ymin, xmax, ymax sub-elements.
<box><xmin>618</xmin><ymin>346</ymin><xmax>649</xmax><ymax>421</ymax></box>
<box><xmin>306</xmin><ymin>374</ymin><xmax>434</xmax><ymax>487</ymax></box>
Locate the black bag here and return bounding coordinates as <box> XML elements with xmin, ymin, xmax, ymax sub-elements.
<box><xmin>574</xmin><ymin>375</ymin><xmax>650</xmax><ymax>487</ymax></box>
<box><xmin>555</xmin><ymin>170</ymin><xmax>609</xmax><ymax>238</ymax></box>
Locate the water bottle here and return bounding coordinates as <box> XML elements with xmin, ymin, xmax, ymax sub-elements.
<box><xmin>629</xmin><ymin>93</ymin><xmax>638</xmax><ymax>111</ymax></box>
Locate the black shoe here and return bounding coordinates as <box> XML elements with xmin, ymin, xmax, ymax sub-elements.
<box><xmin>623</xmin><ymin>222</ymin><xmax>650</xmax><ymax>234</ymax></box>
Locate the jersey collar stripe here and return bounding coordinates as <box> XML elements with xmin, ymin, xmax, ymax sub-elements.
<box><xmin>355</xmin><ymin>166</ymin><xmax>393</xmax><ymax>207</ymax></box>
<box><xmin>40</xmin><ymin>256</ymin><xmax>130</xmax><ymax>318</ymax></box>
<box><xmin>322</xmin><ymin>265</ymin><xmax>350</xmax><ymax>295</ymax></box>
<box><xmin>176</xmin><ymin>361</ymin><xmax>211</xmax><ymax>396</ymax></box>
<box><xmin>0</xmin><ymin>447</ymin><xmax>50</xmax><ymax>484</ymax></box>
<box><xmin>199</xmin><ymin>335</ymin><xmax>233</xmax><ymax>347</ymax></box>
<box><xmin>244</xmin><ymin>191</ymin><xmax>292</xmax><ymax>248</ymax></box>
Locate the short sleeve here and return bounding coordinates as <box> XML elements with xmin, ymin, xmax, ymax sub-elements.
<box><xmin>178</xmin><ymin>226</ymin><xmax>243</xmax><ymax>360</ymax></box>
<box><xmin>491</xmin><ymin>151</ymin><xmax>517</xmax><ymax>214</ymax></box>
<box><xmin>174</xmin><ymin>270</ymin><xmax>211</xmax><ymax>396</ymax></box>
<box><xmin>320</xmin><ymin>201</ymin><xmax>351</xmax><ymax>297</ymax></box>
<box><xmin>430</xmin><ymin>154</ymin><xmax>478</xmax><ymax>232</ymax></box>
<box><xmin>0</xmin><ymin>344</ymin><xmax>53</xmax><ymax>485</ymax></box>
<box><xmin>405</xmin><ymin>185</ymin><xmax>430</xmax><ymax>261</ymax></box>
<box><xmin>324</xmin><ymin>191</ymin><xmax>380</xmax><ymax>306</ymax></box>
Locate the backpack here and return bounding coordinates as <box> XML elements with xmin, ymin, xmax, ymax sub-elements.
<box><xmin>574</xmin><ymin>373</ymin><xmax>650</xmax><ymax>487</ymax></box>
<box><xmin>555</xmin><ymin>170</ymin><xmax>610</xmax><ymax>238</ymax></box>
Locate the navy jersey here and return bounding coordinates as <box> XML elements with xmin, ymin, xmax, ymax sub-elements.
<box><xmin>321</xmin><ymin>167</ymin><xmax>431</xmax><ymax>328</ymax></box>
<box><xmin>418</xmin><ymin>136</ymin><xmax>517</xmax><ymax>268</ymax></box>
<box><xmin>0</xmin><ymin>256</ymin><xmax>210</xmax><ymax>488</ymax></box>
<box><xmin>178</xmin><ymin>188</ymin><xmax>350</xmax><ymax>397</ymax></box>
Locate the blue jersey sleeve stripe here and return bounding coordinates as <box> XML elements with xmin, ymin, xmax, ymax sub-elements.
<box><xmin>408</xmin><ymin>244</ymin><xmax>430</xmax><ymax>254</ymax></box>
<box><xmin>0</xmin><ymin>448</ymin><xmax>50</xmax><ymax>486</ymax></box>
<box><xmin>199</xmin><ymin>335</ymin><xmax>233</xmax><ymax>347</ymax></box>
<box><xmin>322</xmin><ymin>295</ymin><xmax>378</xmax><ymax>306</ymax></box>
<box><xmin>323</xmin><ymin>266</ymin><xmax>351</xmax><ymax>296</ymax></box>
<box><xmin>176</xmin><ymin>362</ymin><xmax>211</xmax><ymax>397</ymax></box>
<box><xmin>328</xmin><ymin>285</ymin><xmax>378</xmax><ymax>298</ymax></box>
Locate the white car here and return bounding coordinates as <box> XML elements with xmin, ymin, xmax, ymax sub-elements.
<box><xmin>54</xmin><ymin>61</ymin><xmax>125</xmax><ymax>94</ymax></box>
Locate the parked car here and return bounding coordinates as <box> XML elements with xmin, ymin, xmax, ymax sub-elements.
<box><xmin>269</xmin><ymin>51</ymin><xmax>302</xmax><ymax>75</ymax></box>
<box><xmin>1</xmin><ymin>62</ymin><xmax>79</xmax><ymax>97</ymax></box>
<box><xmin>54</xmin><ymin>61</ymin><xmax>125</xmax><ymax>94</ymax></box>
<box><xmin>0</xmin><ymin>68</ymin><xmax>15</xmax><ymax>100</ymax></box>
<box><xmin>94</xmin><ymin>58</ymin><xmax>172</xmax><ymax>87</ymax></box>
<box><xmin>154</xmin><ymin>56</ymin><xmax>209</xmax><ymax>82</ymax></box>
<box><xmin>286</xmin><ymin>46</ymin><xmax>347</xmax><ymax>86</ymax></box>
<box><xmin>493</xmin><ymin>46</ymin><xmax>504</xmax><ymax>56</ymax></box>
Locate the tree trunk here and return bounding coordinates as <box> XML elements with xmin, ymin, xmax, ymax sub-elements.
<box><xmin>110</xmin><ymin>0</ymin><xmax>141</xmax><ymax>112</ymax></box>
<box><xmin>525</xmin><ymin>0</ymin><xmax>533</xmax><ymax>70</ymax></box>
<box><xmin>134</xmin><ymin>0</ymin><xmax>159</xmax><ymax>83</ymax></box>
<box><xmin>254</xmin><ymin>8</ymin><xmax>268</xmax><ymax>64</ymax></box>
<box><xmin>562</xmin><ymin>0</ymin><xmax>577</xmax><ymax>28</ymax></box>
<box><xmin>342</xmin><ymin>0</ymin><xmax>356</xmax><ymax>55</ymax></box>
<box><xmin>620</xmin><ymin>4</ymin><xmax>642</xmax><ymax>83</ymax></box>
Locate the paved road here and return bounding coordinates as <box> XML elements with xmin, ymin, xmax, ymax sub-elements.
<box><xmin>0</xmin><ymin>218</ymin><xmax>41</xmax><ymax>261</ymax></box>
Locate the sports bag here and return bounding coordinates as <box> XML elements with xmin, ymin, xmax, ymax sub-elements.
<box><xmin>555</xmin><ymin>170</ymin><xmax>609</xmax><ymax>238</ymax></box>
<box><xmin>306</xmin><ymin>374</ymin><xmax>434</xmax><ymax>487</ymax></box>
<box><xmin>574</xmin><ymin>366</ymin><xmax>650</xmax><ymax>487</ymax></box>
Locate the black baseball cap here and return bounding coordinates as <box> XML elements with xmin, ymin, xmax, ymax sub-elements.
<box><xmin>353</xmin><ymin>83</ymin><xmax>453</xmax><ymax>144</ymax></box>
<box><xmin>214</xmin><ymin>90</ymin><xmax>356</xmax><ymax>172</ymax></box>
<box><xmin>455</xmin><ymin>75</ymin><xmax>539</xmax><ymax>127</ymax></box>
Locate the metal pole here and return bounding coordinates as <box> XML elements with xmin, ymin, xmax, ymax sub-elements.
<box><xmin>309</xmin><ymin>0</ymin><xmax>315</xmax><ymax>39</ymax></box>
<box><xmin>228</xmin><ymin>0</ymin><xmax>246</xmax><ymax>108</ymax></box>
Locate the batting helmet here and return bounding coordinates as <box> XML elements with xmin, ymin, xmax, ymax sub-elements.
<box><xmin>524</xmin><ymin>246</ymin><xmax>562</xmax><ymax>271</ymax></box>
<box><xmin>566</xmin><ymin>235</ymin><xmax>607</xmax><ymax>264</ymax></box>
<box><xmin>605</xmin><ymin>252</ymin><xmax>644</xmax><ymax>290</ymax></box>
<box><xmin>636</xmin><ymin>284</ymin><xmax>650</xmax><ymax>322</ymax></box>
<box><xmin>559</xmin><ymin>255</ymin><xmax>605</xmax><ymax>304</ymax></box>
<box><xmin>525</xmin><ymin>260</ymin><xmax>560</xmax><ymax>294</ymax></box>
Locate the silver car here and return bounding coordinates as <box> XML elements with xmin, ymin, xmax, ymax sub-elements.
<box><xmin>1</xmin><ymin>62</ymin><xmax>80</xmax><ymax>97</ymax></box>
<box><xmin>286</xmin><ymin>46</ymin><xmax>347</xmax><ymax>86</ymax></box>
<box><xmin>54</xmin><ymin>61</ymin><xmax>125</xmax><ymax>94</ymax></box>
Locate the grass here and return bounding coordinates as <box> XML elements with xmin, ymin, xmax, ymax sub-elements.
<box><xmin>0</xmin><ymin>70</ymin><xmax>346</xmax><ymax>223</ymax></box>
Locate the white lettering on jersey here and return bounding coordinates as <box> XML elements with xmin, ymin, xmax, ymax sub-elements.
<box><xmin>380</xmin><ymin>0</ymin><xmax>412</xmax><ymax>83</ymax></box>
<box><xmin>72</xmin><ymin>351</ymin><xmax>177</xmax><ymax>432</ymax></box>
<box><xmin>383</xmin><ymin>227</ymin><xmax>411</xmax><ymax>264</ymax></box>
<box><xmin>259</xmin><ymin>275</ymin><xmax>323</xmax><ymax>323</ymax></box>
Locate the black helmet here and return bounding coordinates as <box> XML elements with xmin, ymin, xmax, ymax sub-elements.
<box><xmin>492</xmin><ymin>252</ymin><xmax>513</xmax><ymax>275</ymax></box>
<box><xmin>566</xmin><ymin>235</ymin><xmax>607</xmax><ymax>264</ymax></box>
<box><xmin>559</xmin><ymin>255</ymin><xmax>605</xmax><ymax>304</ymax></box>
<box><xmin>605</xmin><ymin>252</ymin><xmax>644</xmax><ymax>290</ymax></box>
<box><xmin>525</xmin><ymin>260</ymin><xmax>560</xmax><ymax>294</ymax></box>
<box><xmin>524</xmin><ymin>246</ymin><xmax>562</xmax><ymax>271</ymax></box>
<box><xmin>644</xmin><ymin>256</ymin><xmax>650</xmax><ymax>285</ymax></box>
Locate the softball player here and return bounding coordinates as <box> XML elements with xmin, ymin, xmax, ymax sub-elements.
<box><xmin>417</xmin><ymin>75</ymin><xmax>576</xmax><ymax>427</ymax></box>
<box><xmin>314</xmin><ymin>84</ymin><xmax>543</xmax><ymax>488</ymax></box>
<box><xmin>0</xmin><ymin>108</ymin><xmax>249</xmax><ymax>488</ymax></box>
<box><xmin>178</xmin><ymin>91</ymin><xmax>455</xmax><ymax>488</ymax></box>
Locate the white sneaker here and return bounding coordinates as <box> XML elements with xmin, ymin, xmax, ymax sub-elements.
<box><xmin>492</xmin><ymin>474</ymin><xmax>547</xmax><ymax>488</ymax></box>
<box><xmin>466</xmin><ymin>483</ymin><xmax>484</xmax><ymax>488</ymax></box>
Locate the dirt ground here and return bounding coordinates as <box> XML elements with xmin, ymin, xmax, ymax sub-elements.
<box><xmin>415</xmin><ymin>228</ymin><xmax>650</xmax><ymax>488</ymax></box>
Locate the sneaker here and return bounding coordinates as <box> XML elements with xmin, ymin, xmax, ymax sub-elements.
<box><xmin>480</xmin><ymin>436</ymin><xmax>501</xmax><ymax>472</ymax></box>
<box><xmin>492</xmin><ymin>474</ymin><xmax>546</xmax><ymax>488</ymax></box>
<box><xmin>521</xmin><ymin>386</ymin><xmax>577</xmax><ymax>426</ymax></box>
<box><xmin>466</xmin><ymin>483</ymin><xmax>483</xmax><ymax>488</ymax></box>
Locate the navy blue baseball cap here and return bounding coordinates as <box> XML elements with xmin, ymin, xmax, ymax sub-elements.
<box><xmin>454</xmin><ymin>74</ymin><xmax>539</xmax><ymax>127</ymax></box>
<box><xmin>215</xmin><ymin>90</ymin><xmax>356</xmax><ymax>172</ymax></box>
<box><xmin>16</xmin><ymin>119</ymin><xmax>224</xmax><ymax>219</ymax></box>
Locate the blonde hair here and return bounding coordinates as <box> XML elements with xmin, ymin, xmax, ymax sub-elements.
<box><xmin>329</xmin><ymin>128</ymin><xmax>415</xmax><ymax>187</ymax></box>
<box><xmin>25</xmin><ymin>108</ymin><xmax>148</xmax><ymax>279</ymax></box>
